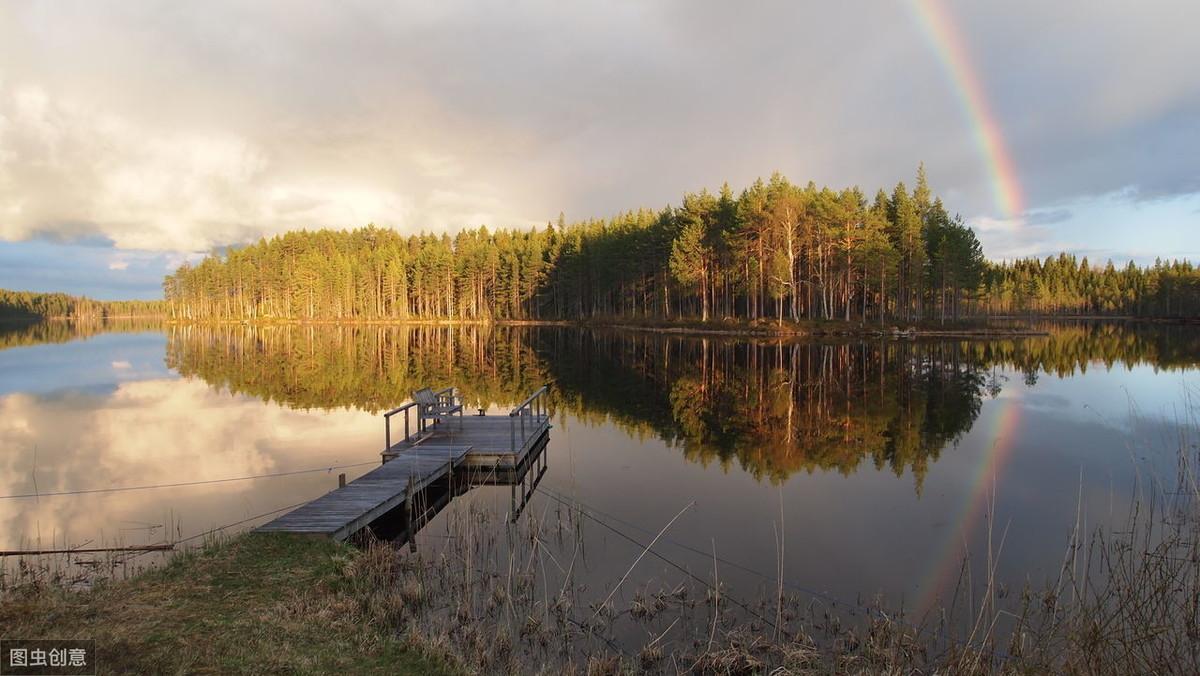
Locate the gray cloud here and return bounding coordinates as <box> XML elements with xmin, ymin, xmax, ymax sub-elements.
<box><xmin>1024</xmin><ymin>209</ymin><xmax>1073</xmax><ymax>226</ymax></box>
<box><xmin>0</xmin><ymin>0</ymin><xmax>1198</xmax><ymax>254</ymax></box>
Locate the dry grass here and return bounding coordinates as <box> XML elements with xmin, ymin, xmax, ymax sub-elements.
<box><xmin>0</xmin><ymin>533</ymin><xmax>453</xmax><ymax>674</ymax></box>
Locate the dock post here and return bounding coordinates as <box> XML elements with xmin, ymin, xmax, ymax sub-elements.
<box><xmin>405</xmin><ymin>474</ymin><xmax>416</xmax><ymax>553</ymax></box>
<box><xmin>338</xmin><ymin>473</ymin><xmax>346</xmax><ymax>488</ymax></box>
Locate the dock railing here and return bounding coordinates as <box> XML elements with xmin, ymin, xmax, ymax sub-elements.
<box><xmin>384</xmin><ymin>386</ymin><xmax>456</xmax><ymax>450</ymax></box>
<box><xmin>509</xmin><ymin>385</ymin><xmax>548</xmax><ymax>454</ymax></box>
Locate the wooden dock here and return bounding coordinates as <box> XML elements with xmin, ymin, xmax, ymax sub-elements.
<box><xmin>257</xmin><ymin>386</ymin><xmax>549</xmax><ymax>542</ymax></box>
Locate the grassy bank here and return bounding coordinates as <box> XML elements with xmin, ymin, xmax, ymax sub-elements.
<box><xmin>0</xmin><ymin>534</ymin><xmax>454</xmax><ymax>675</ymax></box>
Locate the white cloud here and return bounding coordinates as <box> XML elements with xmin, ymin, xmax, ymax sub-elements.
<box><xmin>0</xmin><ymin>83</ymin><xmax>536</xmax><ymax>251</ymax></box>
<box><xmin>971</xmin><ymin>216</ymin><xmax>1024</xmax><ymax>234</ymax></box>
<box><xmin>0</xmin><ymin>86</ymin><xmax>275</xmax><ymax>250</ymax></box>
<box><xmin>968</xmin><ymin>215</ymin><xmax>1079</xmax><ymax>261</ymax></box>
<box><xmin>107</xmin><ymin>259</ymin><xmax>129</xmax><ymax>271</ymax></box>
<box><xmin>162</xmin><ymin>251</ymin><xmax>208</xmax><ymax>272</ymax></box>
<box><xmin>411</xmin><ymin>151</ymin><xmax>463</xmax><ymax>179</ymax></box>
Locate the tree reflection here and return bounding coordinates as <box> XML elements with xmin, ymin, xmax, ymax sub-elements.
<box><xmin>11</xmin><ymin>320</ymin><xmax>1194</xmax><ymax>490</ymax></box>
<box><xmin>0</xmin><ymin>318</ymin><xmax>161</xmax><ymax>350</ymax></box>
<box><xmin>545</xmin><ymin>333</ymin><xmax>987</xmax><ymax>489</ymax></box>
<box><xmin>164</xmin><ymin>324</ymin><xmax>551</xmax><ymax>412</ymax></box>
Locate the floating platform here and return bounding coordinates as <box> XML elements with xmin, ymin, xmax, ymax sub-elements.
<box><xmin>257</xmin><ymin>386</ymin><xmax>549</xmax><ymax>541</ymax></box>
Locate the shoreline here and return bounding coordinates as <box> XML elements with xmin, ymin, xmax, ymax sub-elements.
<box><xmin>16</xmin><ymin>313</ymin><xmax>1198</xmax><ymax>338</ymax></box>
<box><xmin>155</xmin><ymin>316</ymin><xmax>1059</xmax><ymax>337</ymax></box>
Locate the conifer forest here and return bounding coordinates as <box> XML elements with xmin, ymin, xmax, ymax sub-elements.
<box><xmin>68</xmin><ymin>168</ymin><xmax>1200</xmax><ymax>324</ymax></box>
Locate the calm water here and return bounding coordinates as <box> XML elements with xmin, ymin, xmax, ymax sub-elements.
<box><xmin>2</xmin><ymin>320</ymin><xmax>1198</xmax><ymax>620</ymax></box>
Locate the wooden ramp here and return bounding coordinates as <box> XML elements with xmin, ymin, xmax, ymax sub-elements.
<box><xmin>257</xmin><ymin>444</ymin><xmax>471</xmax><ymax>541</ymax></box>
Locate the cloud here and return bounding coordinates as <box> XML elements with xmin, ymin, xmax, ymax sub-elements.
<box><xmin>1023</xmin><ymin>209</ymin><xmax>1073</xmax><ymax>226</ymax></box>
<box><xmin>411</xmin><ymin>151</ymin><xmax>463</xmax><ymax>179</ymax></box>
<box><xmin>0</xmin><ymin>79</ymin><xmax>543</xmax><ymax>251</ymax></box>
<box><xmin>968</xmin><ymin>215</ymin><xmax>1081</xmax><ymax>262</ymax></box>
<box><xmin>0</xmin><ymin>0</ymin><xmax>1197</xmax><ymax>265</ymax></box>
<box><xmin>107</xmin><ymin>259</ymin><xmax>129</xmax><ymax>271</ymax></box>
<box><xmin>0</xmin><ymin>85</ymin><xmax>430</xmax><ymax>251</ymax></box>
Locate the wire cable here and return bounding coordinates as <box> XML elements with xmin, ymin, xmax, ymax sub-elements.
<box><xmin>540</xmin><ymin>484</ymin><xmax>848</xmax><ymax>609</ymax></box>
<box><xmin>0</xmin><ymin>460</ymin><xmax>379</xmax><ymax>500</ymax></box>
<box><xmin>537</xmin><ymin>483</ymin><xmax>1012</xmax><ymax>663</ymax></box>
<box><xmin>537</xmin><ymin>487</ymin><xmax>788</xmax><ymax>638</ymax></box>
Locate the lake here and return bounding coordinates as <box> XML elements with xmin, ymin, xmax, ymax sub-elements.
<box><xmin>2</xmin><ymin>320</ymin><xmax>1197</xmax><ymax>630</ymax></box>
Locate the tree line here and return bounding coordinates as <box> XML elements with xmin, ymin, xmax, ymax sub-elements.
<box><xmin>162</xmin><ymin>167</ymin><xmax>1196</xmax><ymax>323</ymax></box>
<box><xmin>0</xmin><ymin>288</ymin><xmax>165</xmax><ymax>321</ymax></box>
<box><xmin>980</xmin><ymin>255</ymin><xmax>1200</xmax><ymax>317</ymax></box>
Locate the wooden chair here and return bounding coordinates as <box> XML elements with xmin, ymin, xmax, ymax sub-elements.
<box><xmin>412</xmin><ymin>387</ymin><xmax>464</xmax><ymax>431</ymax></box>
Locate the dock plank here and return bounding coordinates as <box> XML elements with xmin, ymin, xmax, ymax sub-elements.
<box><xmin>256</xmin><ymin>443</ymin><xmax>472</xmax><ymax>541</ymax></box>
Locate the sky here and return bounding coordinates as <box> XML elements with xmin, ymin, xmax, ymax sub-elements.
<box><xmin>0</xmin><ymin>0</ymin><xmax>1197</xmax><ymax>300</ymax></box>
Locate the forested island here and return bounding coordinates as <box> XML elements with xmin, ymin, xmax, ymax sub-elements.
<box><xmin>162</xmin><ymin>168</ymin><xmax>1199</xmax><ymax>325</ymax></box>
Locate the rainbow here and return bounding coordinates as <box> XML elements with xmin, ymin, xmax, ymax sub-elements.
<box><xmin>916</xmin><ymin>395</ymin><xmax>1023</xmax><ymax>616</ymax></box>
<box><xmin>910</xmin><ymin>0</ymin><xmax>1024</xmax><ymax>218</ymax></box>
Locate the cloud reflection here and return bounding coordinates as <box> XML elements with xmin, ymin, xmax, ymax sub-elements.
<box><xmin>0</xmin><ymin>378</ymin><xmax>380</xmax><ymax>550</ymax></box>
